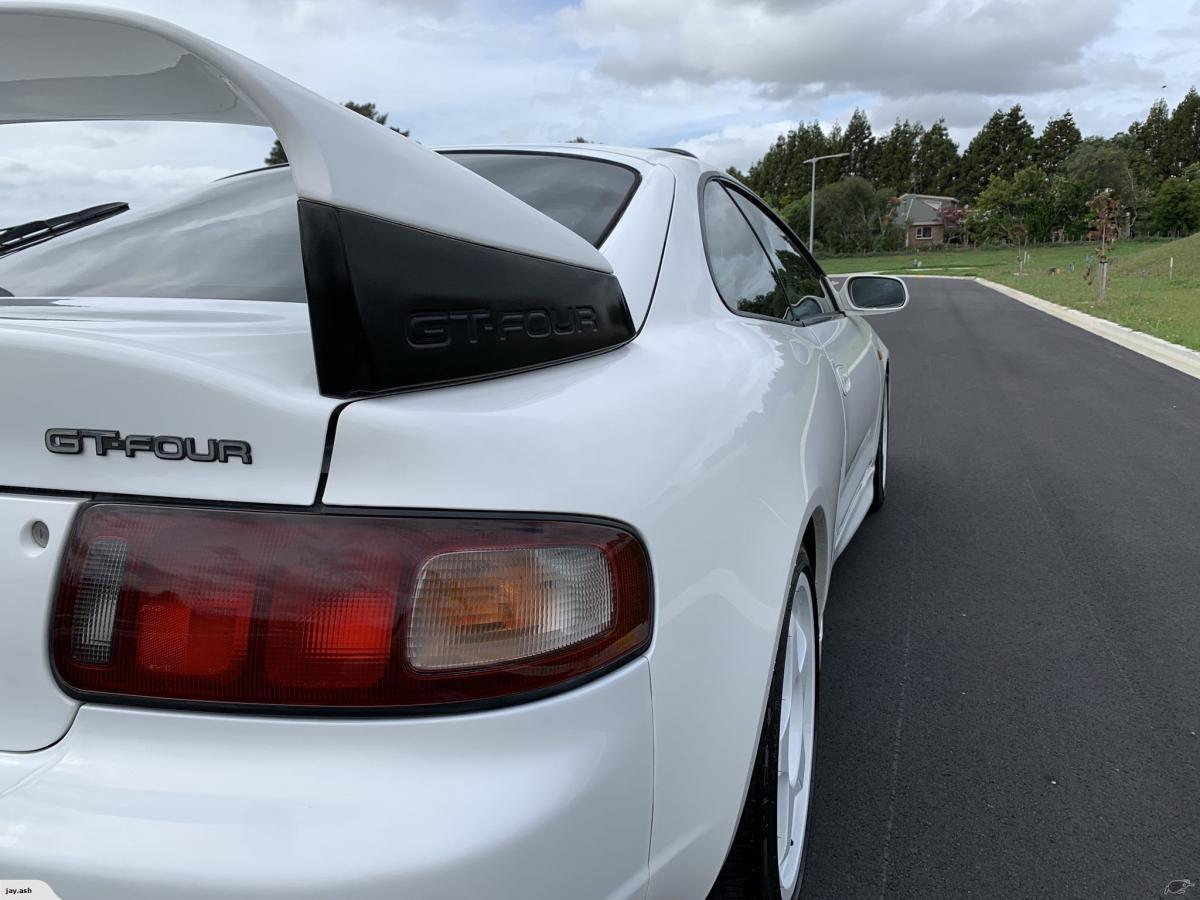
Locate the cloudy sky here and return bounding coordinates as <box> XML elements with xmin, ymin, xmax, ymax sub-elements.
<box><xmin>3</xmin><ymin>0</ymin><xmax>1198</xmax><ymax>223</ymax></box>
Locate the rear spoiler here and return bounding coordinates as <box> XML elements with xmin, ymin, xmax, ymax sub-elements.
<box><xmin>0</xmin><ymin>5</ymin><xmax>634</xmax><ymax>398</ymax></box>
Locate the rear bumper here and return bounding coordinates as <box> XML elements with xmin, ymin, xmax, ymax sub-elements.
<box><xmin>0</xmin><ymin>661</ymin><xmax>653</xmax><ymax>900</ymax></box>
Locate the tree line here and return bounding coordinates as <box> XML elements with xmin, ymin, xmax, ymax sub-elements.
<box><xmin>733</xmin><ymin>90</ymin><xmax>1200</xmax><ymax>254</ymax></box>
<box><xmin>275</xmin><ymin>95</ymin><xmax>1200</xmax><ymax>256</ymax></box>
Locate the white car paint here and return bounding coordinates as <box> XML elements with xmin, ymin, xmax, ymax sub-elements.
<box><xmin>0</xmin><ymin>495</ymin><xmax>83</xmax><ymax>751</ymax></box>
<box><xmin>0</xmin><ymin>298</ymin><xmax>337</xmax><ymax>506</ymax></box>
<box><xmin>0</xmin><ymin>661</ymin><xmax>654</xmax><ymax>900</ymax></box>
<box><xmin>0</xmin><ymin>7</ymin><xmax>901</xmax><ymax>899</ymax></box>
<box><xmin>323</xmin><ymin>150</ymin><xmax>858</xmax><ymax>897</ymax></box>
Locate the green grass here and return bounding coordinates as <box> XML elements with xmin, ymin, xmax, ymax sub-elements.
<box><xmin>821</xmin><ymin>235</ymin><xmax>1200</xmax><ymax>351</ymax></box>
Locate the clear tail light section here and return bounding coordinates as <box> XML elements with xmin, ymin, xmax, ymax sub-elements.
<box><xmin>52</xmin><ymin>504</ymin><xmax>652</xmax><ymax>712</ymax></box>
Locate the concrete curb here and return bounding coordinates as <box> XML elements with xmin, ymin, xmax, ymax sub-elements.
<box><xmin>973</xmin><ymin>277</ymin><xmax>1200</xmax><ymax>383</ymax></box>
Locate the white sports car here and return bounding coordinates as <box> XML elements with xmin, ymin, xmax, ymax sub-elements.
<box><xmin>0</xmin><ymin>6</ymin><xmax>906</xmax><ymax>899</ymax></box>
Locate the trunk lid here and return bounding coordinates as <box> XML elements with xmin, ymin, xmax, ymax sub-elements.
<box><xmin>0</xmin><ymin>296</ymin><xmax>337</xmax><ymax>505</ymax></box>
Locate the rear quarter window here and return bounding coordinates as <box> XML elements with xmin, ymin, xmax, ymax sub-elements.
<box><xmin>444</xmin><ymin>152</ymin><xmax>638</xmax><ymax>247</ymax></box>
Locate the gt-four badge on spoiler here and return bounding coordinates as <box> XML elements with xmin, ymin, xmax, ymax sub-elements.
<box><xmin>45</xmin><ymin>429</ymin><xmax>252</xmax><ymax>464</ymax></box>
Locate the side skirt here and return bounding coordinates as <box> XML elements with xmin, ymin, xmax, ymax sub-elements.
<box><xmin>831</xmin><ymin>462</ymin><xmax>874</xmax><ymax>562</ymax></box>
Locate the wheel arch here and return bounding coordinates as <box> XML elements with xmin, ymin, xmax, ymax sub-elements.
<box><xmin>803</xmin><ymin>505</ymin><xmax>831</xmax><ymax>624</ymax></box>
<box><xmin>705</xmin><ymin>511</ymin><xmax>825</xmax><ymax>898</ymax></box>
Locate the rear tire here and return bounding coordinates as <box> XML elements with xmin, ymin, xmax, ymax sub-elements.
<box><xmin>708</xmin><ymin>549</ymin><xmax>818</xmax><ymax>900</ymax></box>
<box><xmin>870</xmin><ymin>377</ymin><xmax>889</xmax><ymax>512</ymax></box>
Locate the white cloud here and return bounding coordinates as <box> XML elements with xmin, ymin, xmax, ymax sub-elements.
<box><xmin>560</xmin><ymin>0</ymin><xmax>1135</xmax><ymax>98</ymax></box>
<box><xmin>1</xmin><ymin>122</ymin><xmax>266</xmax><ymax>224</ymax></box>
<box><xmin>677</xmin><ymin>120</ymin><xmax>797</xmax><ymax>171</ymax></box>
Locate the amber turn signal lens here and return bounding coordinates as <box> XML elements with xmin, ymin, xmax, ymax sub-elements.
<box><xmin>408</xmin><ymin>547</ymin><xmax>616</xmax><ymax>671</ymax></box>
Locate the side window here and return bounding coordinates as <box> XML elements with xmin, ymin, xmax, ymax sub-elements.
<box><xmin>727</xmin><ymin>189</ymin><xmax>833</xmax><ymax>321</ymax></box>
<box><xmin>702</xmin><ymin>181</ymin><xmax>788</xmax><ymax>318</ymax></box>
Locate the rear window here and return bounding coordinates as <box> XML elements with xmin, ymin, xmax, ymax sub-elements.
<box><xmin>0</xmin><ymin>168</ymin><xmax>306</xmax><ymax>302</ymax></box>
<box><xmin>0</xmin><ymin>152</ymin><xmax>637</xmax><ymax>302</ymax></box>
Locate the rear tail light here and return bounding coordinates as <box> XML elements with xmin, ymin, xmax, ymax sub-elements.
<box><xmin>52</xmin><ymin>504</ymin><xmax>652</xmax><ymax>712</ymax></box>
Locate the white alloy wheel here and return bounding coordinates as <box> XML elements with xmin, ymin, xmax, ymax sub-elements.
<box><xmin>775</xmin><ymin>577</ymin><xmax>817</xmax><ymax>897</ymax></box>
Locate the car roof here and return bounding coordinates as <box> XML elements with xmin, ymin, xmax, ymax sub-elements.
<box><xmin>220</xmin><ymin>144</ymin><xmax>717</xmax><ymax>187</ymax></box>
<box><xmin>435</xmin><ymin>142</ymin><xmax>716</xmax><ymax>173</ymax></box>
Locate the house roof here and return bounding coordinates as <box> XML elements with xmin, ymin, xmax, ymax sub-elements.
<box><xmin>893</xmin><ymin>193</ymin><xmax>957</xmax><ymax>226</ymax></box>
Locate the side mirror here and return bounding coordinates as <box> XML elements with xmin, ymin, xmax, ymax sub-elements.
<box><xmin>840</xmin><ymin>274</ymin><xmax>909</xmax><ymax>315</ymax></box>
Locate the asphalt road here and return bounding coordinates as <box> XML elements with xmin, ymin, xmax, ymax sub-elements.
<box><xmin>799</xmin><ymin>278</ymin><xmax>1200</xmax><ymax>899</ymax></box>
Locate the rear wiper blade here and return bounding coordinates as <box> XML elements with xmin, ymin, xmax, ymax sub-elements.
<box><xmin>0</xmin><ymin>201</ymin><xmax>129</xmax><ymax>257</ymax></box>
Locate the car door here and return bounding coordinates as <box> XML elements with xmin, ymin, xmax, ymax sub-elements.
<box><xmin>805</xmin><ymin>313</ymin><xmax>879</xmax><ymax>519</ymax></box>
<box><xmin>700</xmin><ymin>178</ymin><xmax>847</xmax><ymax>514</ymax></box>
<box><xmin>725</xmin><ymin>188</ymin><xmax>881</xmax><ymax>525</ymax></box>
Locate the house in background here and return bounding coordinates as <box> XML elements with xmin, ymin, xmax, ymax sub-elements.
<box><xmin>893</xmin><ymin>193</ymin><xmax>958</xmax><ymax>248</ymax></box>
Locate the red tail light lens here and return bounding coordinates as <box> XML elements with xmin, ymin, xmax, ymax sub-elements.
<box><xmin>52</xmin><ymin>504</ymin><xmax>652</xmax><ymax>712</ymax></box>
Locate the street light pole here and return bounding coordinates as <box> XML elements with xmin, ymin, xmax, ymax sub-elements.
<box><xmin>802</xmin><ymin>152</ymin><xmax>849</xmax><ymax>251</ymax></box>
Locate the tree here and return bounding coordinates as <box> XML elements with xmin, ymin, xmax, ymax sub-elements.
<box><xmin>1151</xmin><ymin>177</ymin><xmax>1200</xmax><ymax>236</ymax></box>
<box><xmin>788</xmin><ymin>122</ymin><xmax>834</xmax><ymax>198</ymax></box>
<box><xmin>265</xmin><ymin>100</ymin><xmax>409</xmax><ymax>165</ymax></box>
<box><xmin>837</xmin><ymin>108</ymin><xmax>876</xmax><ymax>181</ymax></box>
<box><xmin>874</xmin><ymin>119</ymin><xmax>923</xmax><ymax>194</ymax></box>
<box><xmin>746</xmin><ymin>132</ymin><xmax>792</xmax><ymax>206</ymax></box>
<box><xmin>1035</xmin><ymin>111</ymin><xmax>1081</xmax><ymax>173</ymax></box>
<box><xmin>739</xmin><ymin>96</ymin><xmax>1196</xmax><ymax>243</ymax></box>
<box><xmin>1089</xmin><ymin>190</ymin><xmax>1122</xmax><ymax>247</ymax></box>
<box><xmin>937</xmin><ymin>204</ymin><xmax>969</xmax><ymax>245</ymax></box>
<box><xmin>966</xmin><ymin>174</ymin><xmax>1016</xmax><ymax>243</ymax></box>
<box><xmin>966</xmin><ymin>166</ymin><xmax>1057</xmax><ymax>243</ymax></box>
<box><xmin>794</xmin><ymin>176</ymin><xmax>896</xmax><ymax>254</ymax></box>
<box><xmin>780</xmin><ymin>195</ymin><xmax>811</xmax><ymax>241</ymax></box>
<box><xmin>264</xmin><ymin>138</ymin><xmax>288</xmax><ymax>167</ymax></box>
<box><xmin>1062</xmin><ymin>139</ymin><xmax>1147</xmax><ymax>233</ymax></box>
<box><xmin>1169</xmin><ymin>87</ymin><xmax>1200</xmax><ymax>176</ymax></box>
<box><xmin>1010</xmin><ymin>166</ymin><xmax>1056</xmax><ymax>241</ymax></box>
<box><xmin>1047</xmin><ymin>173</ymin><xmax>1091</xmax><ymax>240</ymax></box>
<box><xmin>825</xmin><ymin>121</ymin><xmax>844</xmax><ymax>180</ymax></box>
<box><xmin>971</xmin><ymin>169</ymin><xmax>1088</xmax><ymax>242</ymax></box>
<box><xmin>745</xmin><ymin>121</ymin><xmax>832</xmax><ymax>208</ymax></box>
<box><xmin>956</xmin><ymin>105</ymin><xmax>1036</xmax><ymax>201</ymax></box>
<box><xmin>911</xmin><ymin>119</ymin><xmax>959</xmax><ymax>196</ymax></box>
<box><xmin>1128</xmin><ymin>98</ymin><xmax>1172</xmax><ymax>183</ymax></box>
